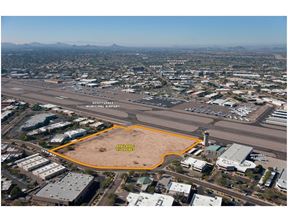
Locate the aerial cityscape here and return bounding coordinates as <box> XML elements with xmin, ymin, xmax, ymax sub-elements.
<box><xmin>1</xmin><ymin>16</ymin><xmax>287</xmax><ymax>207</ymax></box>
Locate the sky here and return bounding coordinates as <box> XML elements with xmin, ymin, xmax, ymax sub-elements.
<box><xmin>1</xmin><ymin>16</ymin><xmax>287</xmax><ymax>47</ymax></box>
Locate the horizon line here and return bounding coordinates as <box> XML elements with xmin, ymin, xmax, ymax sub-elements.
<box><xmin>2</xmin><ymin>41</ymin><xmax>287</xmax><ymax>49</ymax></box>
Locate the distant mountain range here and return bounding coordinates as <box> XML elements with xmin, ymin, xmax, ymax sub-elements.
<box><xmin>1</xmin><ymin>42</ymin><xmax>128</xmax><ymax>50</ymax></box>
<box><xmin>1</xmin><ymin>42</ymin><xmax>286</xmax><ymax>52</ymax></box>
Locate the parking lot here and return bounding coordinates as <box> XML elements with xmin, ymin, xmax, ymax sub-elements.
<box><xmin>181</xmin><ymin>101</ymin><xmax>258</xmax><ymax>122</ymax></box>
<box><xmin>134</xmin><ymin>96</ymin><xmax>185</xmax><ymax>108</ymax></box>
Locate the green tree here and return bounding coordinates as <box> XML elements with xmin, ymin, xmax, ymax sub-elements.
<box><xmin>31</xmin><ymin>104</ymin><xmax>42</xmax><ymax>111</ymax></box>
<box><xmin>39</xmin><ymin>141</ymin><xmax>48</xmax><ymax>148</ymax></box>
<box><xmin>19</xmin><ymin>134</ymin><xmax>28</xmax><ymax>141</ymax></box>
<box><xmin>175</xmin><ymin>165</ymin><xmax>185</xmax><ymax>174</ymax></box>
<box><xmin>10</xmin><ymin>186</ymin><xmax>23</xmax><ymax>199</ymax></box>
<box><xmin>108</xmin><ymin>194</ymin><xmax>118</xmax><ymax>205</ymax></box>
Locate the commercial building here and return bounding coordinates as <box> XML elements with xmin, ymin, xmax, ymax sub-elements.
<box><xmin>16</xmin><ymin>154</ymin><xmax>65</xmax><ymax>180</ymax></box>
<box><xmin>181</xmin><ymin>157</ymin><xmax>208</xmax><ymax>172</ymax></box>
<box><xmin>79</xmin><ymin>119</ymin><xmax>95</xmax><ymax>126</ymax></box>
<box><xmin>233</xmin><ymin>73</ymin><xmax>260</xmax><ymax>78</ymax></box>
<box><xmin>21</xmin><ymin>113</ymin><xmax>56</xmax><ymax>131</ymax></box>
<box><xmin>14</xmin><ymin>153</ymin><xmax>40</xmax><ymax>164</ymax></box>
<box><xmin>73</xmin><ymin>117</ymin><xmax>87</xmax><ymax>123</ymax></box>
<box><xmin>168</xmin><ymin>182</ymin><xmax>191</xmax><ymax>198</ymax></box>
<box><xmin>276</xmin><ymin>168</ymin><xmax>287</xmax><ymax>192</ymax></box>
<box><xmin>17</xmin><ymin>155</ymin><xmax>49</xmax><ymax>172</ymax></box>
<box><xmin>33</xmin><ymin>172</ymin><xmax>94</xmax><ymax>206</ymax></box>
<box><xmin>44</xmin><ymin>79</ymin><xmax>62</xmax><ymax>84</ymax></box>
<box><xmin>136</xmin><ymin>176</ymin><xmax>154</xmax><ymax>191</ymax></box>
<box><xmin>89</xmin><ymin>121</ymin><xmax>104</xmax><ymax>129</ymax></box>
<box><xmin>22</xmin><ymin>158</ymin><xmax>50</xmax><ymax>172</ymax></box>
<box><xmin>216</xmin><ymin>143</ymin><xmax>256</xmax><ymax>172</ymax></box>
<box><xmin>1</xmin><ymin>110</ymin><xmax>14</xmax><ymax>121</ymax></box>
<box><xmin>265</xmin><ymin>109</ymin><xmax>287</xmax><ymax>127</ymax></box>
<box><xmin>64</xmin><ymin>128</ymin><xmax>86</xmax><ymax>139</ymax></box>
<box><xmin>40</xmin><ymin>104</ymin><xmax>58</xmax><ymax>110</ymax></box>
<box><xmin>190</xmin><ymin>194</ymin><xmax>222</xmax><ymax>206</ymax></box>
<box><xmin>258</xmin><ymin>169</ymin><xmax>277</xmax><ymax>187</ymax></box>
<box><xmin>50</xmin><ymin>134</ymin><xmax>68</xmax><ymax>144</ymax></box>
<box><xmin>27</xmin><ymin>121</ymin><xmax>72</xmax><ymax>136</ymax></box>
<box><xmin>205</xmin><ymin>93</ymin><xmax>221</xmax><ymax>100</ymax></box>
<box><xmin>126</xmin><ymin>192</ymin><xmax>174</xmax><ymax>206</ymax></box>
<box><xmin>1</xmin><ymin>177</ymin><xmax>13</xmax><ymax>192</ymax></box>
<box><xmin>204</xmin><ymin>145</ymin><xmax>225</xmax><ymax>158</ymax></box>
<box><xmin>32</xmin><ymin>162</ymin><xmax>66</xmax><ymax>180</ymax></box>
<box><xmin>155</xmin><ymin>174</ymin><xmax>172</xmax><ymax>193</ymax></box>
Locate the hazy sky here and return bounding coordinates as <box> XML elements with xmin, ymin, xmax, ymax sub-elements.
<box><xmin>1</xmin><ymin>16</ymin><xmax>286</xmax><ymax>47</ymax></box>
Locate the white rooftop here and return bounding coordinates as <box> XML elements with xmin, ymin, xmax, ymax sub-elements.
<box><xmin>127</xmin><ymin>192</ymin><xmax>174</xmax><ymax>206</ymax></box>
<box><xmin>35</xmin><ymin>172</ymin><xmax>94</xmax><ymax>202</ymax></box>
<box><xmin>276</xmin><ymin>168</ymin><xmax>287</xmax><ymax>191</ymax></box>
<box><xmin>181</xmin><ymin>157</ymin><xmax>208</xmax><ymax>169</ymax></box>
<box><xmin>168</xmin><ymin>182</ymin><xmax>191</xmax><ymax>195</ymax></box>
<box><xmin>190</xmin><ymin>194</ymin><xmax>222</xmax><ymax>206</ymax></box>
<box><xmin>64</xmin><ymin>128</ymin><xmax>86</xmax><ymax>138</ymax></box>
<box><xmin>216</xmin><ymin>143</ymin><xmax>255</xmax><ymax>172</ymax></box>
<box><xmin>219</xmin><ymin>143</ymin><xmax>253</xmax><ymax>164</ymax></box>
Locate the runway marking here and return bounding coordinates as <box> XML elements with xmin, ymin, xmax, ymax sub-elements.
<box><xmin>48</xmin><ymin>124</ymin><xmax>202</xmax><ymax>170</ymax></box>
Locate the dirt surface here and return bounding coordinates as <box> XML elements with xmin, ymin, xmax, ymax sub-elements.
<box><xmin>61</xmin><ymin>126</ymin><xmax>198</xmax><ymax>169</ymax></box>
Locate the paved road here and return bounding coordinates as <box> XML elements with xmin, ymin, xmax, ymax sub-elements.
<box><xmin>163</xmin><ymin>170</ymin><xmax>275</xmax><ymax>206</ymax></box>
<box><xmin>97</xmin><ymin>173</ymin><xmax>123</xmax><ymax>206</ymax></box>
<box><xmin>10</xmin><ymin>139</ymin><xmax>46</xmax><ymax>150</ymax></box>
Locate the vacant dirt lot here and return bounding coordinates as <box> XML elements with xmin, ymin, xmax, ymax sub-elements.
<box><xmin>58</xmin><ymin>125</ymin><xmax>199</xmax><ymax>169</ymax></box>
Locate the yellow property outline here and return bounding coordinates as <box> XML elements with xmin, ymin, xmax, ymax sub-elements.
<box><xmin>48</xmin><ymin>124</ymin><xmax>202</xmax><ymax>170</ymax></box>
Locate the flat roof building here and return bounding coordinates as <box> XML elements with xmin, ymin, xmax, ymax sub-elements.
<box><xmin>216</xmin><ymin>143</ymin><xmax>256</xmax><ymax>172</ymax></box>
<box><xmin>34</xmin><ymin>172</ymin><xmax>94</xmax><ymax>206</ymax></box>
<box><xmin>21</xmin><ymin>113</ymin><xmax>56</xmax><ymax>131</ymax></box>
<box><xmin>32</xmin><ymin>162</ymin><xmax>59</xmax><ymax>176</ymax></box>
<box><xmin>190</xmin><ymin>194</ymin><xmax>222</xmax><ymax>206</ymax></box>
<box><xmin>38</xmin><ymin>165</ymin><xmax>66</xmax><ymax>180</ymax></box>
<box><xmin>89</xmin><ymin>121</ymin><xmax>104</xmax><ymax>129</ymax></box>
<box><xmin>1</xmin><ymin>177</ymin><xmax>13</xmax><ymax>192</ymax></box>
<box><xmin>1</xmin><ymin>110</ymin><xmax>14</xmax><ymax>121</ymax></box>
<box><xmin>32</xmin><ymin>162</ymin><xmax>66</xmax><ymax>180</ymax></box>
<box><xmin>276</xmin><ymin>168</ymin><xmax>287</xmax><ymax>192</ymax></box>
<box><xmin>64</xmin><ymin>128</ymin><xmax>86</xmax><ymax>139</ymax></box>
<box><xmin>126</xmin><ymin>192</ymin><xmax>174</xmax><ymax>206</ymax></box>
<box><xmin>17</xmin><ymin>154</ymin><xmax>50</xmax><ymax>171</ymax></box>
<box><xmin>22</xmin><ymin>158</ymin><xmax>50</xmax><ymax>171</ymax></box>
<box><xmin>17</xmin><ymin>155</ymin><xmax>43</xmax><ymax>168</ymax></box>
<box><xmin>79</xmin><ymin>119</ymin><xmax>95</xmax><ymax>126</ymax></box>
<box><xmin>50</xmin><ymin>134</ymin><xmax>68</xmax><ymax>144</ymax></box>
<box><xmin>155</xmin><ymin>174</ymin><xmax>172</xmax><ymax>193</ymax></box>
<box><xmin>181</xmin><ymin>157</ymin><xmax>208</xmax><ymax>172</ymax></box>
<box><xmin>168</xmin><ymin>182</ymin><xmax>191</xmax><ymax>197</ymax></box>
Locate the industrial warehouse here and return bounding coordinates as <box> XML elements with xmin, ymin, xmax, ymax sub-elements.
<box><xmin>16</xmin><ymin>154</ymin><xmax>66</xmax><ymax>180</ymax></box>
<box><xmin>33</xmin><ymin>172</ymin><xmax>95</xmax><ymax>206</ymax></box>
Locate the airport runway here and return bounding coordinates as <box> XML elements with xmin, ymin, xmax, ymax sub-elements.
<box><xmin>2</xmin><ymin>78</ymin><xmax>287</xmax><ymax>159</ymax></box>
